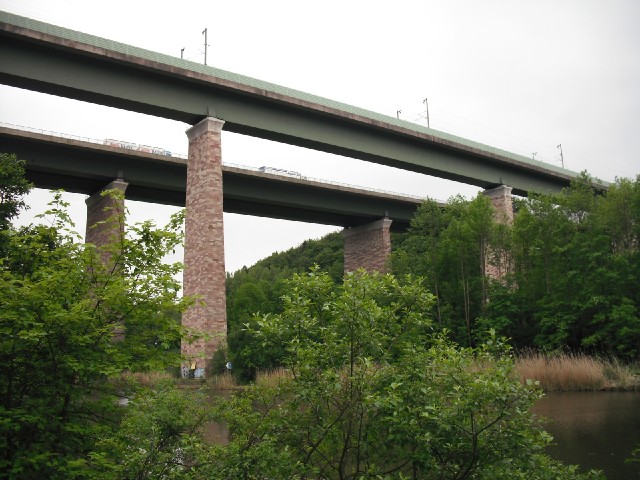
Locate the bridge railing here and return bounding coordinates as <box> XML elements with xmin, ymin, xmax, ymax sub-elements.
<box><xmin>0</xmin><ymin>121</ymin><xmax>433</xmax><ymax>203</ymax></box>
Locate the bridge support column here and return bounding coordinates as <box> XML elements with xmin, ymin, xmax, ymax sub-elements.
<box><xmin>85</xmin><ymin>179</ymin><xmax>128</xmax><ymax>341</ymax></box>
<box><xmin>483</xmin><ymin>185</ymin><xmax>513</xmax><ymax>278</ymax></box>
<box><xmin>181</xmin><ymin>117</ymin><xmax>227</xmax><ymax>378</ymax></box>
<box><xmin>343</xmin><ymin>218</ymin><xmax>393</xmax><ymax>274</ymax></box>
<box><xmin>483</xmin><ymin>185</ymin><xmax>514</xmax><ymax>225</ymax></box>
<box><xmin>85</xmin><ymin>179</ymin><xmax>128</xmax><ymax>261</ymax></box>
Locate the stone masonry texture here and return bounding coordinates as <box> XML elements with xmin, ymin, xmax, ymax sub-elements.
<box><xmin>343</xmin><ymin>218</ymin><xmax>393</xmax><ymax>273</ymax></box>
<box><xmin>483</xmin><ymin>185</ymin><xmax>514</xmax><ymax>225</ymax></box>
<box><xmin>85</xmin><ymin>179</ymin><xmax>128</xmax><ymax>341</ymax></box>
<box><xmin>483</xmin><ymin>185</ymin><xmax>514</xmax><ymax>279</ymax></box>
<box><xmin>182</xmin><ymin>117</ymin><xmax>227</xmax><ymax>374</ymax></box>
<box><xmin>85</xmin><ymin>179</ymin><xmax>128</xmax><ymax>263</ymax></box>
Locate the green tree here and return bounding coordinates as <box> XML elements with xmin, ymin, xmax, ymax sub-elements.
<box><xmin>89</xmin><ymin>382</ymin><xmax>218</xmax><ymax>479</ymax></box>
<box><xmin>392</xmin><ymin>194</ymin><xmax>498</xmax><ymax>346</ymax></box>
<box><xmin>225</xmin><ymin>232</ymin><xmax>345</xmax><ymax>378</ymax></box>
<box><xmin>502</xmin><ymin>174</ymin><xmax>640</xmax><ymax>356</ymax></box>
<box><xmin>0</xmin><ymin>188</ymin><xmax>193</xmax><ymax>478</ymax></box>
<box><xmin>209</xmin><ymin>270</ymin><xmax>602</xmax><ymax>479</ymax></box>
<box><xmin>394</xmin><ymin>174</ymin><xmax>640</xmax><ymax>358</ymax></box>
<box><xmin>0</xmin><ymin>153</ymin><xmax>32</xmax><ymax>230</ymax></box>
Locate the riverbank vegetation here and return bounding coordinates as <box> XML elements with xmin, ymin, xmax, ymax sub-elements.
<box><xmin>225</xmin><ymin>173</ymin><xmax>640</xmax><ymax>383</ymax></box>
<box><xmin>515</xmin><ymin>351</ymin><xmax>638</xmax><ymax>391</ymax></box>
<box><xmin>93</xmin><ymin>270</ymin><xmax>604</xmax><ymax>479</ymax></box>
<box><xmin>0</xmin><ymin>152</ymin><xmax>627</xmax><ymax>477</ymax></box>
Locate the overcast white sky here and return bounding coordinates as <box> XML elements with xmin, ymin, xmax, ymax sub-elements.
<box><xmin>1</xmin><ymin>0</ymin><xmax>639</xmax><ymax>272</ymax></box>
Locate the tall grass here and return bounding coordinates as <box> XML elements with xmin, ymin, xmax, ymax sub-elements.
<box><xmin>255</xmin><ymin>367</ymin><xmax>292</xmax><ymax>387</ymax></box>
<box><xmin>515</xmin><ymin>351</ymin><xmax>637</xmax><ymax>391</ymax></box>
<box><xmin>119</xmin><ymin>370</ymin><xmax>176</xmax><ymax>388</ymax></box>
<box><xmin>206</xmin><ymin>372</ymin><xmax>240</xmax><ymax>390</ymax></box>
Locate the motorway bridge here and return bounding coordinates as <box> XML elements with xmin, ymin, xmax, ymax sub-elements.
<box><xmin>0</xmin><ymin>11</ymin><xmax>606</xmax><ymax>196</ymax></box>
<box><xmin>0</xmin><ymin>10</ymin><xmax>601</xmax><ymax>375</ymax></box>
<box><xmin>0</xmin><ymin>124</ymin><xmax>427</xmax><ymax>231</ymax></box>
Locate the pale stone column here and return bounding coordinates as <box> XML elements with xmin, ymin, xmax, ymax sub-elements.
<box><xmin>343</xmin><ymin>218</ymin><xmax>393</xmax><ymax>274</ymax></box>
<box><xmin>85</xmin><ymin>179</ymin><xmax>128</xmax><ymax>261</ymax></box>
<box><xmin>85</xmin><ymin>179</ymin><xmax>129</xmax><ymax>342</ymax></box>
<box><xmin>483</xmin><ymin>185</ymin><xmax>513</xmax><ymax>279</ymax></box>
<box><xmin>182</xmin><ymin>117</ymin><xmax>227</xmax><ymax>378</ymax></box>
<box><xmin>483</xmin><ymin>185</ymin><xmax>514</xmax><ymax>225</ymax></box>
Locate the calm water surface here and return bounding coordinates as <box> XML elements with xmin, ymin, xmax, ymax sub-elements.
<box><xmin>532</xmin><ymin>391</ymin><xmax>640</xmax><ymax>479</ymax></box>
<box><xmin>205</xmin><ymin>389</ymin><xmax>639</xmax><ymax>478</ymax></box>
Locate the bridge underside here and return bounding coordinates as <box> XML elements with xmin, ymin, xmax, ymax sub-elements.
<box><xmin>0</xmin><ymin>127</ymin><xmax>421</xmax><ymax>231</ymax></box>
<box><xmin>0</xmin><ymin>16</ymin><xmax>597</xmax><ymax>197</ymax></box>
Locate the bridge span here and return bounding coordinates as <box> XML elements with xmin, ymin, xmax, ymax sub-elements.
<box><xmin>0</xmin><ymin>10</ymin><xmax>582</xmax><ymax>376</ymax></box>
<box><xmin>0</xmin><ymin>11</ymin><xmax>607</xmax><ymax>197</ymax></box>
<box><xmin>0</xmin><ymin>124</ymin><xmax>427</xmax><ymax>231</ymax></box>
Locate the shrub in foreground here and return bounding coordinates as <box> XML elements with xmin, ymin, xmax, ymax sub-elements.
<box><xmin>95</xmin><ymin>270</ymin><xmax>604</xmax><ymax>479</ymax></box>
<box><xmin>0</xmin><ymin>187</ymin><xmax>193</xmax><ymax>478</ymax></box>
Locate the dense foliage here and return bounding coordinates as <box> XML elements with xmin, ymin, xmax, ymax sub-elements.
<box><xmin>224</xmin><ymin>231</ymin><xmax>343</xmax><ymax>380</ymax></box>
<box><xmin>393</xmin><ymin>174</ymin><xmax>640</xmax><ymax>357</ymax></box>
<box><xmin>0</xmin><ymin>155</ymin><xmax>194</xmax><ymax>478</ymax></box>
<box><xmin>225</xmin><ymin>175</ymin><xmax>640</xmax><ymax>374</ymax></box>
<box><xmin>502</xmin><ymin>176</ymin><xmax>640</xmax><ymax>356</ymax></box>
<box><xmin>93</xmin><ymin>270</ymin><xmax>602</xmax><ymax>479</ymax></box>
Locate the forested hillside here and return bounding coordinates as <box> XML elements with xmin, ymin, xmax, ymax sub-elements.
<box><xmin>393</xmin><ymin>174</ymin><xmax>640</xmax><ymax>356</ymax></box>
<box><xmin>226</xmin><ymin>173</ymin><xmax>640</xmax><ymax>377</ymax></box>
<box><xmin>224</xmin><ymin>232</ymin><xmax>344</xmax><ymax>379</ymax></box>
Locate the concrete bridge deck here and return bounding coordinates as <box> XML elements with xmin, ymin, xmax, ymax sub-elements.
<box><xmin>0</xmin><ymin>10</ymin><xmax>608</xmax><ymax>196</ymax></box>
<box><xmin>0</xmin><ymin>125</ymin><xmax>427</xmax><ymax>231</ymax></box>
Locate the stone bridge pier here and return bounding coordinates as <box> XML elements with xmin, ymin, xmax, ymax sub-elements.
<box><xmin>181</xmin><ymin>117</ymin><xmax>227</xmax><ymax>378</ymax></box>
<box><xmin>85</xmin><ymin>178</ymin><xmax>128</xmax><ymax>263</ymax></box>
<box><xmin>342</xmin><ymin>218</ymin><xmax>393</xmax><ymax>274</ymax></box>
<box><xmin>483</xmin><ymin>184</ymin><xmax>514</xmax><ymax>279</ymax></box>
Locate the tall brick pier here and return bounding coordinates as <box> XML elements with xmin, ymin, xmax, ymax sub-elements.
<box><xmin>343</xmin><ymin>218</ymin><xmax>393</xmax><ymax>273</ymax></box>
<box><xmin>483</xmin><ymin>185</ymin><xmax>514</xmax><ymax>278</ymax></box>
<box><xmin>181</xmin><ymin>117</ymin><xmax>227</xmax><ymax>377</ymax></box>
<box><xmin>85</xmin><ymin>179</ymin><xmax>128</xmax><ymax>263</ymax></box>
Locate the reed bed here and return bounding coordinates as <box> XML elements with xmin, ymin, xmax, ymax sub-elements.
<box><xmin>120</xmin><ymin>370</ymin><xmax>176</xmax><ymax>388</ymax></box>
<box><xmin>255</xmin><ymin>367</ymin><xmax>292</xmax><ymax>387</ymax></box>
<box><xmin>206</xmin><ymin>372</ymin><xmax>240</xmax><ymax>390</ymax></box>
<box><xmin>515</xmin><ymin>351</ymin><xmax>637</xmax><ymax>391</ymax></box>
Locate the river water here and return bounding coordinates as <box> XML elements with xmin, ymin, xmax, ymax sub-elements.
<box><xmin>532</xmin><ymin>391</ymin><xmax>640</xmax><ymax>479</ymax></box>
<box><xmin>204</xmin><ymin>389</ymin><xmax>639</xmax><ymax>478</ymax></box>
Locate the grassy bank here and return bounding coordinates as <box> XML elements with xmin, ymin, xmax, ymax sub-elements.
<box><xmin>515</xmin><ymin>351</ymin><xmax>639</xmax><ymax>392</ymax></box>
<box><xmin>125</xmin><ymin>353</ymin><xmax>639</xmax><ymax>393</ymax></box>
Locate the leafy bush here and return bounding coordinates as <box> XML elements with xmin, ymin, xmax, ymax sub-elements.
<box><xmin>208</xmin><ymin>270</ymin><xmax>604</xmax><ymax>479</ymax></box>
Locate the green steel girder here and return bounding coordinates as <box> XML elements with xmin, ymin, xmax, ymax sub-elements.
<box><xmin>0</xmin><ymin>13</ymin><xmax>606</xmax><ymax>197</ymax></box>
<box><xmin>0</xmin><ymin>127</ymin><xmax>422</xmax><ymax>230</ymax></box>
